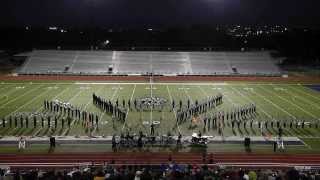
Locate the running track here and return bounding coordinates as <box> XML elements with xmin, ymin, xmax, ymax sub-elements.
<box><xmin>1</xmin><ymin>153</ymin><xmax>320</xmax><ymax>169</ymax></box>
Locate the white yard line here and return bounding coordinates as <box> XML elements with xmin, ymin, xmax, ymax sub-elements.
<box><xmin>121</xmin><ymin>84</ymin><xmax>136</xmax><ymax>131</ymax></box>
<box><xmin>291</xmin><ymin>86</ymin><xmax>320</xmax><ymax>105</ymax></box>
<box><xmin>150</xmin><ymin>77</ymin><xmax>153</xmax><ymax>126</ymax></box>
<box><xmin>207</xmin><ymin>85</ymin><xmax>237</xmax><ymax>106</ymax></box>
<box><xmin>3</xmin><ymin>88</ymin><xmax>48</xmax><ymax>135</ymax></box>
<box><xmin>229</xmin><ymin>86</ymin><xmax>273</xmax><ymax>119</ymax></box>
<box><xmin>229</xmin><ymin>85</ymin><xmax>295</xmax><ymax>136</ymax></box>
<box><xmin>80</xmin><ymin>85</ymin><xmax>106</xmax><ymax>134</ymax></box>
<box><xmin>198</xmin><ymin>86</ymin><xmax>210</xmax><ymax>98</ymax></box>
<box><xmin>284</xmin><ymin>86</ymin><xmax>320</xmax><ymax>110</ymax></box>
<box><xmin>183</xmin><ymin>85</ymin><xmax>193</xmax><ymax>104</ymax></box>
<box><xmin>31</xmin><ymin>85</ymin><xmax>71</xmax><ymax>115</ymax></box>
<box><xmin>98</xmin><ymin>85</ymin><xmax>120</xmax><ymax>120</ymax></box>
<box><xmin>4</xmin><ymin>83</ymin><xmax>62</xmax><ymax>135</ymax></box>
<box><xmin>31</xmin><ymin>86</ymin><xmax>72</xmax><ymax>136</ymax></box>
<box><xmin>0</xmin><ymin>86</ymin><xmax>21</xmax><ymax>101</ymax></box>
<box><xmin>83</xmin><ymin>85</ymin><xmax>105</xmax><ymax>110</ymax></box>
<box><xmin>185</xmin><ymin>86</ymin><xmax>212</xmax><ymax>135</ymax></box>
<box><xmin>0</xmin><ymin>85</ymin><xmax>44</xmax><ymax>109</ymax></box>
<box><xmin>252</xmin><ymin>88</ymin><xmax>296</xmax><ymax>119</ymax></box>
<box><xmin>166</xmin><ymin>85</ymin><xmax>181</xmax><ymax>134</ymax></box>
<box><xmin>4</xmin><ymin>88</ymin><xmax>51</xmax><ymax>118</ymax></box>
<box><xmin>61</xmin><ymin>89</ymin><xmax>85</xmax><ymax>136</ymax></box>
<box><xmin>0</xmin><ymin>84</ymin><xmax>14</xmax><ymax>93</ymax></box>
<box><xmin>31</xmin><ymin>85</ymin><xmax>76</xmax><ymax>136</ymax></box>
<box><xmin>262</xmin><ymin>86</ymin><xmax>317</xmax><ymax>119</ymax></box>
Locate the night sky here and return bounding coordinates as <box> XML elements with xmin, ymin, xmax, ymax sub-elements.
<box><xmin>1</xmin><ymin>0</ymin><xmax>320</xmax><ymax>27</ymax></box>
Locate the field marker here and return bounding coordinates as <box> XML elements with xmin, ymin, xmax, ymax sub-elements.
<box><xmin>243</xmin><ymin>87</ymin><xmax>255</xmax><ymax>93</ymax></box>
<box><xmin>15</xmin><ymin>86</ymin><xmax>25</xmax><ymax>89</ymax></box>
<box><xmin>178</xmin><ymin>87</ymin><xmax>190</xmax><ymax>90</ymax></box>
<box><xmin>112</xmin><ymin>86</ymin><xmax>123</xmax><ymax>90</ymax></box>
<box><xmin>166</xmin><ymin>85</ymin><xmax>181</xmax><ymax>134</ymax></box>
<box><xmin>265</xmin><ymin>86</ymin><xmax>318</xmax><ymax>119</ymax></box>
<box><xmin>121</xmin><ymin>84</ymin><xmax>136</xmax><ymax>132</ymax></box>
<box><xmin>212</xmin><ymin>87</ymin><xmax>222</xmax><ymax>90</ymax></box>
<box><xmin>145</xmin><ymin>87</ymin><xmax>157</xmax><ymax>90</ymax></box>
<box><xmin>79</xmin><ymin>86</ymin><xmax>91</xmax><ymax>90</ymax></box>
<box><xmin>273</xmin><ymin>87</ymin><xmax>287</xmax><ymax>91</ymax></box>
<box><xmin>47</xmin><ymin>86</ymin><xmax>59</xmax><ymax>90</ymax></box>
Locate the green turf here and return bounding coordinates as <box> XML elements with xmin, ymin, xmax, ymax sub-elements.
<box><xmin>0</xmin><ymin>81</ymin><xmax>320</xmax><ymax>140</ymax></box>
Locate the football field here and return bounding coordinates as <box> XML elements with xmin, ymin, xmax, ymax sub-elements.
<box><xmin>0</xmin><ymin>81</ymin><xmax>320</xmax><ymax>140</ymax></box>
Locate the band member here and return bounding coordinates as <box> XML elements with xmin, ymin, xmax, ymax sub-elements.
<box><xmin>150</xmin><ymin>123</ymin><xmax>155</xmax><ymax>135</ymax></box>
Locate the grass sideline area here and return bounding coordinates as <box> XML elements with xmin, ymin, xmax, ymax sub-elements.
<box><xmin>0</xmin><ymin>81</ymin><xmax>319</xmax><ymax>153</ymax></box>
<box><xmin>0</xmin><ymin>139</ymin><xmax>318</xmax><ymax>154</ymax></box>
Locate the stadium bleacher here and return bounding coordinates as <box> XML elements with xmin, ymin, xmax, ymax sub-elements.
<box><xmin>17</xmin><ymin>50</ymin><xmax>282</xmax><ymax>76</ymax></box>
